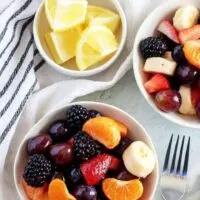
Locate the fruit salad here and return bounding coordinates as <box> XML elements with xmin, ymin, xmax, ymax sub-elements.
<box><xmin>44</xmin><ymin>0</ymin><xmax>121</xmax><ymax>71</ymax></box>
<box><xmin>140</xmin><ymin>4</ymin><xmax>200</xmax><ymax>119</ymax></box>
<box><xmin>21</xmin><ymin>105</ymin><xmax>156</xmax><ymax>200</ymax></box>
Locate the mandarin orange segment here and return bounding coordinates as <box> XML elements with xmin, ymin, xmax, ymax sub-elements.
<box><xmin>21</xmin><ymin>178</ymin><xmax>48</xmax><ymax>200</ymax></box>
<box><xmin>83</xmin><ymin>117</ymin><xmax>121</xmax><ymax>149</ymax></box>
<box><xmin>183</xmin><ymin>40</ymin><xmax>200</xmax><ymax>69</ymax></box>
<box><xmin>116</xmin><ymin>121</ymin><xmax>128</xmax><ymax>137</ymax></box>
<box><xmin>48</xmin><ymin>178</ymin><xmax>76</xmax><ymax>200</ymax></box>
<box><xmin>102</xmin><ymin>178</ymin><xmax>143</xmax><ymax>200</ymax></box>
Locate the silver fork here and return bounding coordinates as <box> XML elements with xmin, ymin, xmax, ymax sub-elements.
<box><xmin>160</xmin><ymin>134</ymin><xmax>190</xmax><ymax>200</ymax></box>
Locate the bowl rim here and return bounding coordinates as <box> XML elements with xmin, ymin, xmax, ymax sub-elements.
<box><xmin>133</xmin><ymin>1</ymin><xmax>200</xmax><ymax>129</ymax></box>
<box><xmin>33</xmin><ymin>0</ymin><xmax>127</xmax><ymax>77</ymax></box>
<box><xmin>13</xmin><ymin>101</ymin><xmax>159</xmax><ymax>200</ymax></box>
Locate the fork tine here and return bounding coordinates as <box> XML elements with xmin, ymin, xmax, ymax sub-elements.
<box><xmin>176</xmin><ymin>136</ymin><xmax>185</xmax><ymax>174</ymax></box>
<box><xmin>170</xmin><ymin>135</ymin><xmax>179</xmax><ymax>174</ymax></box>
<box><xmin>182</xmin><ymin>137</ymin><xmax>190</xmax><ymax>177</ymax></box>
<box><xmin>163</xmin><ymin>134</ymin><xmax>173</xmax><ymax>172</ymax></box>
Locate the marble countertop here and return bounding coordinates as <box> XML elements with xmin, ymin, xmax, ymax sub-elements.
<box><xmin>77</xmin><ymin>71</ymin><xmax>200</xmax><ymax>200</ymax></box>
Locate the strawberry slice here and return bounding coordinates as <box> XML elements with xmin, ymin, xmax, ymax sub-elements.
<box><xmin>191</xmin><ymin>86</ymin><xmax>200</xmax><ymax>106</ymax></box>
<box><xmin>158</xmin><ymin>20</ymin><xmax>180</xmax><ymax>43</ymax></box>
<box><xmin>80</xmin><ymin>154</ymin><xmax>121</xmax><ymax>186</ymax></box>
<box><xmin>179</xmin><ymin>25</ymin><xmax>200</xmax><ymax>44</ymax></box>
<box><xmin>144</xmin><ymin>74</ymin><xmax>170</xmax><ymax>93</ymax></box>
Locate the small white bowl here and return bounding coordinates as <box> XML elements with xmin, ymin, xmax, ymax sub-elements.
<box><xmin>14</xmin><ymin>101</ymin><xmax>158</xmax><ymax>200</ymax></box>
<box><xmin>133</xmin><ymin>0</ymin><xmax>200</xmax><ymax>128</ymax></box>
<box><xmin>33</xmin><ymin>0</ymin><xmax>127</xmax><ymax>77</ymax></box>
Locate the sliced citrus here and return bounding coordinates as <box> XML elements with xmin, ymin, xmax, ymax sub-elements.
<box><xmin>76</xmin><ymin>25</ymin><xmax>118</xmax><ymax>70</ymax></box>
<box><xmin>86</xmin><ymin>5</ymin><xmax>120</xmax><ymax>32</ymax></box>
<box><xmin>102</xmin><ymin>178</ymin><xmax>144</xmax><ymax>200</ymax></box>
<box><xmin>45</xmin><ymin>27</ymin><xmax>82</xmax><ymax>64</ymax></box>
<box><xmin>117</xmin><ymin>121</ymin><xmax>128</xmax><ymax>137</ymax></box>
<box><xmin>48</xmin><ymin>179</ymin><xmax>76</xmax><ymax>200</ymax></box>
<box><xmin>82</xmin><ymin>117</ymin><xmax>121</xmax><ymax>149</ymax></box>
<box><xmin>21</xmin><ymin>178</ymin><xmax>48</xmax><ymax>200</ymax></box>
<box><xmin>45</xmin><ymin>0</ymin><xmax>88</xmax><ymax>31</ymax></box>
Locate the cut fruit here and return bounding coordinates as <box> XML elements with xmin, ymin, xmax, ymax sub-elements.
<box><xmin>48</xmin><ymin>179</ymin><xmax>76</xmax><ymax>200</ymax></box>
<box><xmin>179</xmin><ymin>86</ymin><xmax>196</xmax><ymax>115</ymax></box>
<box><xmin>86</xmin><ymin>5</ymin><xmax>120</xmax><ymax>32</ymax></box>
<box><xmin>179</xmin><ymin>25</ymin><xmax>200</xmax><ymax>44</ymax></box>
<box><xmin>82</xmin><ymin>117</ymin><xmax>121</xmax><ymax>149</ymax></box>
<box><xmin>45</xmin><ymin>0</ymin><xmax>88</xmax><ymax>31</ymax></box>
<box><xmin>157</xmin><ymin>20</ymin><xmax>179</xmax><ymax>43</ymax></box>
<box><xmin>144</xmin><ymin>74</ymin><xmax>170</xmax><ymax>94</ymax></box>
<box><xmin>76</xmin><ymin>26</ymin><xmax>118</xmax><ymax>70</ymax></box>
<box><xmin>183</xmin><ymin>40</ymin><xmax>200</xmax><ymax>69</ymax></box>
<box><xmin>163</xmin><ymin>51</ymin><xmax>173</xmax><ymax>61</ymax></box>
<box><xmin>21</xmin><ymin>178</ymin><xmax>48</xmax><ymax>200</ymax></box>
<box><xmin>45</xmin><ymin>27</ymin><xmax>82</xmax><ymax>64</ymax></box>
<box><xmin>117</xmin><ymin>121</ymin><xmax>128</xmax><ymax>137</ymax></box>
<box><xmin>144</xmin><ymin>57</ymin><xmax>177</xmax><ymax>76</ymax></box>
<box><xmin>191</xmin><ymin>87</ymin><xmax>200</xmax><ymax>107</ymax></box>
<box><xmin>102</xmin><ymin>178</ymin><xmax>144</xmax><ymax>200</ymax></box>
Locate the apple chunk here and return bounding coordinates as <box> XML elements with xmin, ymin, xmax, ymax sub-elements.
<box><xmin>179</xmin><ymin>86</ymin><xmax>196</xmax><ymax>115</ymax></box>
<box><xmin>144</xmin><ymin>57</ymin><xmax>177</xmax><ymax>76</ymax></box>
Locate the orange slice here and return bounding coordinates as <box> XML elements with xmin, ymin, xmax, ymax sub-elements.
<box><xmin>83</xmin><ymin>117</ymin><xmax>121</xmax><ymax>149</ymax></box>
<box><xmin>117</xmin><ymin>121</ymin><xmax>128</xmax><ymax>137</ymax></box>
<box><xmin>48</xmin><ymin>179</ymin><xmax>76</xmax><ymax>200</ymax></box>
<box><xmin>21</xmin><ymin>178</ymin><xmax>48</xmax><ymax>200</ymax></box>
<box><xmin>102</xmin><ymin>178</ymin><xmax>144</xmax><ymax>200</ymax></box>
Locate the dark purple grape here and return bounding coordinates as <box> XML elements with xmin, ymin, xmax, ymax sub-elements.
<box><xmin>116</xmin><ymin>169</ymin><xmax>136</xmax><ymax>181</ymax></box>
<box><xmin>49</xmin><ymin>143</ymin><xmax>73</xmax><ymax>166</ymax></box>
<box><xmin>196</xmin><ymin>101</ymin><xmax>200</xmax><ymax>119</ymax></box>
<box><xmin>172</xmin><ymin>45</ymin><xmax>187</xmax><ymax>63</ymax></box>
<box><xmin>67</xmin><ymin>166</ymin><xmax>83</xmax><ymax>185</ymax></box>
<box><xmin>114</xmin><ymin>137</ymin><xmax>133</xmax><ymax>155</ymax></box>
<box><xmin>155</xmin><ymin>89</ymin><xmax>181</xmax><ymax>112</ymax></box>
<box><xmin>174</xmin><ymin>65</ymin><xmax>198</xmax><ymax>85</ymax></box>
<box><xmin>73</xmin><ymin>185</ymin><xmax>97</xmax><ymax>200</ymax></box>
<box><xmin>196</xmin><ymin>73</ymin><xmax>200</xmax><ymax>88</ymax></box>
<box><xmin>89</xmin><ymin>110</ymin><xmax>102</xmax><ymax>118</ymax></box>
<box><xmin>27</xmin><ymin>135</ymin><xmax>52</xmax><ymax>155</ymax></box>
<box><xmin>49</xmin><ymin>120</ymin><xmax>70</xmax><ymax>142</ymax></box>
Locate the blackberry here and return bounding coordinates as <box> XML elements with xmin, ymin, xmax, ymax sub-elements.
<box><xmin>23</xmin><ymin>154</ymin><xmax>54</xmax><ymax>187</ymax></box>
<box><xmin>73</xmin><ymin>131</ymin><xmax>103</xmax><ymax>162</ymax></box>
<box><xmin>66</xmin><ymin>105</ymin><xmax>90</xmax><ymax>133</ymax></box>
<box><xmin>89</xmin><ymin>110</ymin><xmax>102</xmax><ymax>118</ymax></box>
<box><xmin>139</xmin><ymin>36</ymin><xmax>168</xmax><ymax>59</ymax></box>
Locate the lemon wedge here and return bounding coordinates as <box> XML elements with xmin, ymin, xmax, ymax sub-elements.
<box><xmin>45</xmin><ymin>27</ymin><xmax>82</xmax><ymax>64</ymax></box>
<box><xmin>86</xmin><ymin>5</ymin><xmax>120</xmax><ymax>32</ymax></box>
<box><xmin>76</xmin><ymin>25</ymin><xmax>118</xmax><ymax>70</ymax></box>
<box><xmin>45</xmin><ymin>0</ymin><xmax>88</xmax><ymax>31</ymax></box>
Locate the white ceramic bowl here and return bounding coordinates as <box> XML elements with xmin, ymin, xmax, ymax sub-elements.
<box><xmin>14</xmin><ymin>101</ymin><xmax>158</xmax><ymax>200</ymax></box>
<box><xmin>33</xmin><ymin>0</ymin><xmax>127</xmax><ymax>77</ymax></box>
<box><xmin>133</xmin><ymin>0</ymin><xmax>200</xmax><ymax>128</ymax></box>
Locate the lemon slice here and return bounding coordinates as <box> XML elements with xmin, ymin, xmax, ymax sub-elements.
<box><xmin>76</xmin><ymin>25</ymin><xmax>118</xmax><ymax>70</ymax></box>
<box><xmin>86</xmin><ymin>5</ymin><xmax>120</xmax><ymax>32</ymax></box>
<box><xmin>45</xmin><ymin>27</ymin><xmax>82</xmax><ymax>64</ymax></box>
<box><xmin>45</xmin><ymin>0</ymin><xmax>88</xmax><ymax>31</ymax></box>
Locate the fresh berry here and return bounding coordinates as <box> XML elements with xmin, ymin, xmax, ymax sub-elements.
<box><xmin>117</xmin><ymin>169</ymin><xmax>137</xmax><ymax>181</ymax></box>
<box><xmin>158</xmin><ymin>35</ymin><xmax>177</xmax><ymax>51</ymax></box>
<box><xmin>65</xmin><ymin>166</ymin><xmax>83</xmax><ymax>185</ymax></box>
<box><xmin>66</xmin><ymin>105</ymin><xmax>90</xmax><ymax>133</ymax></box>
<box><xmin>114</xmin><ymin>137</ymin><xmax>133</xmax><ymax>156</ymax></box>
<box><xmin>83</xmin><ymin>117</ymin><xmax>121</xmax><ymax>149</ymax></box>
<box><xmin>89</xmin><ymin>110</ymin><xmax>102</xmax><ymax>118</ymax></box>
<box><xmin>73</xmin><ymin>131</ymin><xmax>103</xmax><ymax>162</ymax></box>
<box><xmin>49</xmin><ymin>143</ymin><xmax>73</xmax><ymax>166</ymax></box>
<box><xmin>174</xmin><ymin>65</ymin><xmax>198</xmax><ymax>86</ymax></box>
<box><xmin>183</xmin><ymin>40</ymin><xmax>200</xmax><ymax>69</ymax></box>
<box><xmin>144</xmin><ymin>74</ymin><xmax>170</xmax><ymax>93</ymax></box>
<box><xmin>80</xmin><ymin>154</ymin><xmax>121</xmax><ymax>185</ymax></box>
<box><xmin>172</xmin><ymin>45</ymin><xmax>187</xmax><ymax>63</ymax></box>
<box><xmin>155</xmin><ymin>89</ymin><xmax>181</xmax><ymax>112</ymax></box>
<box><xmin>49</xmin><ymin>120</ymin><xmax>69</xmax><ymax>142</ymax></box>
<box><xmin>27</xmin><ymin>135</ymin><xmax>52</xmax><ymax>155</ymax></box>
<box><xmin>157</xmin><ymin>20</ymin><xmax>180</xmax><ymax>43</ymax></box>
<box><xmin>191</xmin><ymin>87</ymin><xmax>200</xmax><ymax>106</ymax></box>
<box><xmin>72</xmin><ymin>185</ymin><xmax>97</xmax><ymax>200</ymax></box>
<box><xmin>196</xmin><ymin>101</ymin><xmax>200</xmax><ymax>119</ymax></box>
<box><xmin>102</xmin><ymin>178</ymin><xmax>143</xmax><ymax>200</ymax></box>
<box><xmin>23</xmin><ymin>154</ymin><xmax>54</xmax><ymax>187</ymax></box>
<box><xmin>179</xmin><ymin>25</ymin><xmax>200</xmax><ymax>44</ymax></box>
<box><xmin>139</xmin><ymin>36</ymin><xmax>168</xmax><ymax>59</ymax></box>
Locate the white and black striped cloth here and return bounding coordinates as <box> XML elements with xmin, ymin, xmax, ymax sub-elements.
<box><xmin>0</xmin><ymin>0</ymin><xmax>44</xmax><ymax>144</ymax></box>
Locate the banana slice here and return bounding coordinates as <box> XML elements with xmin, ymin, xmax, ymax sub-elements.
<box><xmin>122</xmin><ymin>141</ymin><xmax>156</xmax><ymax>178</ymax></box>
<box><xmin>173</xmin><ymin>5</ymin><xmax>199</xmax><ymax>31</ymax></box>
